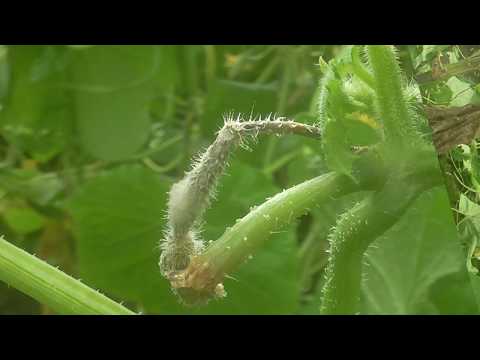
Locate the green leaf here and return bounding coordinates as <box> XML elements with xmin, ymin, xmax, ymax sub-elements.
<box><xmin>428</xmin><ymin>272</ymin><xmax>479</xmax><ymax>314</ymax></box>
<box><xmin>447</xmin><ymin>76</ymin><xmax>480</xmax><ymax>106</ymax></box>
<box><xmin>319</xmin><ymin>74</ymin><xmax>379</xmax><ymax>178</ymax></box>
<box><xmin>418</xmin><ymin>45</ymin><xmax>450</xmax><ymax>65</ymax></box>
<box><xmin>2</xmin><ymin>204</ymin><xmax>46</xmax><ymax>235</ymax></box>
<box><xmin>67</xmin><ymin>45</ymin><xmax>95</xmax><ymax>50</ymax></box>
<box><xmin>426</xmin><ymin>82</ymin><xmax>453</xmax><ymax>105</ymax></box>
<box><xmin>456</xmin><ymin>195</ymin><xmax>480</xmax><ymax>304</ymax></box>
<box><xmin>0</xmin><ymin>46</ymin><xmax>73</xmax><ymax>162</ymax></box>
<box><xmin>69</xmin><ymin>46</ymin><xmax>159</xmax><ymax>161</ymax></box>
<box><xmin>361</xmin><ymin>188</ymin><xmax>478</xmax><ymax>314</ymax></box>
<box><xmin>202</xmin><ymin>79</ymin><xmax>278</xmax><ymax>168</ymax></box>
<box><xmin>293</xmin><ymin>112</ymin><xmax>317</xmax><ymax>125</ymax></box>
<box><xmin>0</xmin><ymin>45</ymin><xmax>9</xmax><ymax>99</ymax></box>
<box><xmin>68</xmin><ymin>165</ymin><xmax>183</xmax><ymax>313</ymax></box>
<box><xmin>344</xmin><ymin>112</ymin><xmax>382</xmax><ymax>146</ymax></box>
<box><xmin>322</xmin><ymin>120</ymin><xmax>355</xmax><ymax>179</ymax></box>
<box><xmin>0</xmin><ymin>169</ymin><xmax>65</xmax><ymax>207</ymax></box>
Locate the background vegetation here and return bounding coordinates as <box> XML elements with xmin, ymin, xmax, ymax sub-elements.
<box><xmin>0</xmin><ymin>45</ymin><xmax>478</xmax><ymax>314</ymax></box>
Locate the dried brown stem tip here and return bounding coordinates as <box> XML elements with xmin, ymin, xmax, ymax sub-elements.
<box><xmin>426</xmin><ymin>104</ymin><xmax>480</xmax><ymax>154</ymax></box>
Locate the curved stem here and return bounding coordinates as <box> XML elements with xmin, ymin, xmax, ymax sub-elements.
<box><xmin>0</xmin><ymin>236</ymin><xmax>135</xmax><ymax>315</ymax></box>
<box><xmin>200</xmin><ymin>173</ymin><xmax>356</xmax><ymax>279</ymax></box>
<box><xmin>168</xmin><ymin>159</ymin><xmax>385</xmax><ymax>305</ymax></box>
<box><xmin>320</xmin><ymin>155</ymin><xmax>444</xmax><ymax>314</ymax></box>
<box><xmin>160</xmin><ymin>115</ymin><xmax>323</xmax><ymax>277</ymax></box>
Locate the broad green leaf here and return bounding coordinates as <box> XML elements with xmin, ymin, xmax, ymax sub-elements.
<box><xmin>447</xmin><ymin>76</ymin><xmax>480</xmax><ymax>106</ymax></box>
<box><xmin>427</xmin><ymin>271</ymin><xmax>479</xmax><ymax>314</ymax></box>
<box><xmin>0</xmin><ymin>46</ymin><xmax>73</xmax><ymax>162</ymax></box>
<box><xmin>361</xmin><ymin>188</ymin><xmax>478</xmax><ymax>314</ymax></box>
<box><xmin>457</xmin><ymin>194</ymin><xmax>480</xmax><ymax>302</ymax></box>
<box><xmin>68</xmin><ymin>165</ymin><xmax>183</xmax><ymax>313</ymax></box>
<box><xmin>322</xmin><ymin>120</ymin><xmax>355</xmax><ymax>179</ymax></box>
<box><xmin>69</xmin><ymin>45</ymin><xmax>159</xmax><ymax>161</ymax></box>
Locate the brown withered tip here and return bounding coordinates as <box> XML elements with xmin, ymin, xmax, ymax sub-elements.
<box><xmin>425</xmin><ymin>104</ymin><xmax>480</xmax><ymax>154</ymax></box>
<box><xmin>167</xmin><ymin>257</ymin><xmax>226</xmax><ymax>306</ymax></box>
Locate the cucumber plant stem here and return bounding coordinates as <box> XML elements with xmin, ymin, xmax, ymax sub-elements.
<box><xmin>0</xmin><ymin>236</ymin><xmax>135</xmax><ymax>315</ymax></box>
<box><xmin>320</xmin><ymin>157</ymin><xmax>444</xmax><ymax>314</ymax></box>
<box><xmin>169</xmin><ymin>164</ymin><xmax>384</xmax><ymax>304</ymax></box>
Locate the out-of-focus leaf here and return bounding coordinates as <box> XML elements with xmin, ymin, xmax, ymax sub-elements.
<box><xmin>149</xmin><ymin>46</ymin><xmax>180</xmax><ymax>126</ymax></box>
<box><xmin>67</xmin><ymin>46</ymin><xmax>95</xmax><ymax>50</ymax></box>
<box><xmin>428</xmin><ymin>272</ymin><xmax>479</xmax><ymax>314</ymax></box>
<box><xmin>2</xmin><ymin>203</ymin><xmax>46</xmax><ymax>235</ymax></box>
<box><xmin>344</xmin><ymin>112</ymin><xmax>382</xmax><ymax>146</ymax></box>
<box><xmin>361</xmin><ymin>188</ymin><xmax>478</xmax><ymax>314</ymax></box>
<box><xmin>67</xmin><ymin>165</ymin><xmax>183</xmax><ymax>313</ymax></box>
<box><xmin>201</xmin><ymin>79</ymin><xmax>278</xmax><ymax>130</ymax></box>
<box><xmin>69</xmin><ymin>45</ymin><xmax>159</xmax><ymax>161</ymax></box>
<box><xmin>0</xmin><ymin>169</ymin><xmax>64</xmax><ymax>207</ymax></box>
<box><xmin>0</xmin><ymin>45</ymin><xmax>9</xmax><ymax>99</ymax></box>
<box><xmin>202</xmin><ymin>79</ymin><xmax>278</xmax><ymax>168</ymax></box>
<box><xmin>447</xmin><ymin>76</ymin><xmax>480</xmax><ymax>106</ymax></box>
<box><xmin>292</xmin><ymin>112</ymin><xmax>317</xmax><ymax>124</ymax></box>
<box><xmin>426</xmin><ymin>82</ymin><xmax>453</xmax><ymax>104</ymax></box>
<box><xmin>457</xmin><ymin>195</ymin><xmax>480</xmax><ymax>299</ymax></box>
<box><xmin>0</xmin><ymin>46</ymin><xmax>73</xmax><ymax>162</ymax></box>
<box><xmin>419</xmin><ymin>45</ymin><xmax>450</xmax><ymax>64</ymax></box>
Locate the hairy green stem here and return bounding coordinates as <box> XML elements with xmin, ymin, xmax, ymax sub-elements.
<box><xmin>201</xmin><ymin>173</ymin><xmax>356</xmax><ymax>278</ymax></box>
<box><xmin>0</xmin><ymin>236</ymin><xmax>135</xmax><ymax>315</ymax></box>
<box><xmin>320</xmin><ymin>155</ymin><xmax>444</xmax><ymax>314</ymax></box>
<box><xmin>168</xmin><ymin>154</ymin><xmax>386</xmax><ymax>305</ymax></box>
<box><xmin>351</xmin><ymin>46</ymin><xmax>375</xmax><ymax>89</ymax></box>
<box><xmin>160</xmin><ymin>115</ymin><xmax>323</xmax><ymax>278</ymax></box>
<box><xmin>367</xmin><ymin>45</ymin><xmax>418</xmax><ymax>150</ymax></box>
<box><xmin>316</xmin><ymin>67</ymin><xmax>335</xmax><ymax>130</ymax></box>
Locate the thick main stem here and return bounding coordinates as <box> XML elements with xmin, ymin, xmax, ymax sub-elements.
<box><xmin>0</xmin><ymin>236</ymin><xmax>135</xmax><ymax>315</ymax></box>
<box><xmin>320</xmin><ymin>154</ymin><xmax>444</xmax><ymax>314</ymax></box>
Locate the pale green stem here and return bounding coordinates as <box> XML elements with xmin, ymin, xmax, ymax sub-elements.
<box><xmin>171</xmin><ymin>170</ymin><xmax>378</xmax><ymax>306</ymax></box>
<box><xmin>202</xmin><ymin>172</ymin><xmax>357</xmax><ymax>277</ymax></box>
<box><xmin>0</xmin><ymin>236</ymin><xmax>135</xmax><ymax>315</ymax></box>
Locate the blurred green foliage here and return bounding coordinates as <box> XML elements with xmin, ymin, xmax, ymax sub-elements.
<box><xmin>0</xmin><ymin>45</ymin><xmax>478</xmax><ymax>314</ymax></box>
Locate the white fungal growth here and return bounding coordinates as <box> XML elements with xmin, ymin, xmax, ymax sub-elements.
<box><xmin>159</xmin><ymin>113</ymin><xmax>322</xmax><ymax>281</ymax></box>
<box><xmin>159</xmin><ymin>229</ymin><xmax>204</xmax><ymax>277</ymax></box>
